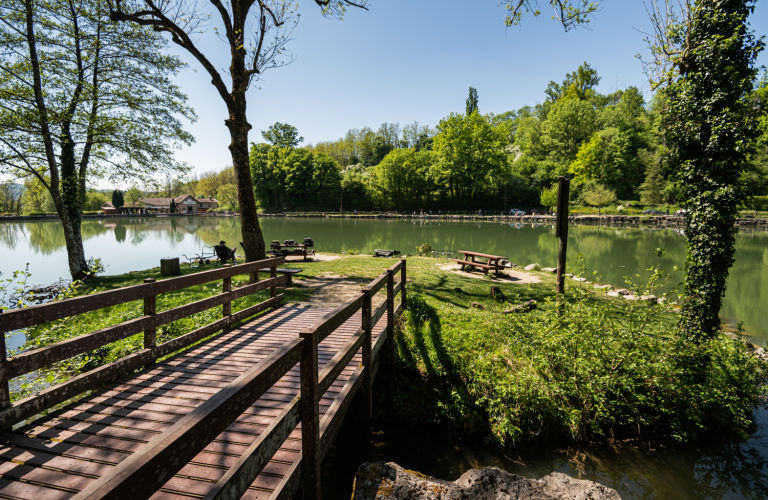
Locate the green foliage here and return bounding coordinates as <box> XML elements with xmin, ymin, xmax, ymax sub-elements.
<box><xmin>662</xmin><ymin>0</ymin><xmax>764</xmax><ymax>338</ymax></box>
<box><xmin>416</xmin><ymin>243</ymin><xmax>432</xmax><ymax>255</ymax></box>
<box><xmin>249</xmin><ymin>143</ymin><xmax>341</xmax><ymax>209</ymax></box>
<box><xmin>111</xmin><ymin>190</ymin><xmax>124</xmax><ymax>208</ymax></box>
<box><xmin>541</xmin><ymin>98</ymin><xmax>598</xmax><ymax>164</ymax></box>
<box><xmin>261</xmin><ymin>122</ymin><xmax>304</xmax><ymax>148</ymax></box>
<box><xmin>639</xmin><ymin>159</ymin><xmax>666</xmax><ymax>209</ymax></box>
<box><xmin>373</xmin><ymin>149</ymin><xmax>436</xmax><ymax>210</ymax></box>
<box><xmin>539</xmin><ymin>185</ymin><xmax>558</xmax><ymax>209</ymax></box>
<box><xmin>432</xmin><ymin>112</ymin><xmax>509</xmax><ymax>204</ymax></box>
<box><xmin>84</xmin><ymin>190</ymin><xmax>108</xmax><ymax>212</ymax></box>
<box><xmin>390</xmin><ymin>259</ymin><xmax>766</xmax><ymax>445</ymax></box>
<box><xmin>21</xmin><ymin>177</ymin><xmax>55</xmax><ymax>214</ymax></box>
<box><xmin>217</xmin><ymin>184</ymin><xmax>238</xmax><ymax>211</ymax></box>
<box><xmin>582</xmin><ymin>184</ymin><xmax>616</xmax><ymax>214</ymax></box>
<box><xmin>466</xmin><ymin>87</ymin><xmax>479</xmax><ymax>116</ymax></box>
<box><xmin>0</xmin><ymin>0</ymin><xmax>194</xmax><ymax>279</ymax></box>
<box><xmin>170</xmin><ymin>199</ymin><xmax>177</xmax><ymax>213</ymax></box>
<box><xmin>124</xmin><ymin>186</ymin><xmax>143</xmax><ymax>207</ymax></box>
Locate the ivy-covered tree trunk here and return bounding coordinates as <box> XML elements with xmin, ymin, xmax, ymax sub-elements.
<box><xmin>58</xmin><ymin>122</ymin><xmax>89</xmax><ymax>280</ymax></box>
<box><xmin>664</xmin><ymin>0</ymin><xmax>763</xmax><ymax>339</ymax></box>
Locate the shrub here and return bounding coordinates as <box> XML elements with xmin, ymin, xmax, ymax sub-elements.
<box><xmin>416</xmin><ymin>243</ymin><xmax>432</xmax><ymax>256</ymax></box>
<box><xmin>390</xmin><ymin>259</ymin><xmax>766</xmax><ymax>445</ymax></box>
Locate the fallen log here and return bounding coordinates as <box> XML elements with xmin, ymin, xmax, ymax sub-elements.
<box><xmin>501</xmin><ymin>300</ymin><xmax>537</xmax><ymax>314</ymax></box>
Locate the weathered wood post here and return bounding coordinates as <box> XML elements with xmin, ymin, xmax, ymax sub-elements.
<box><xmin>386</xmin><ymin>268</ymin><xmax>395</xmax><ymax>366</ymax></box>
<box><xmin>360</xmin><ymin>288</ymin><xmax>373</xmax><ymax>419</ymax></box>
<box><xmin>270</xmin><ymin>264</ymin><xmax>277</xmax><ymax>306</ymax></box>
<box><xmin>400</xmin><ymin>258</ymin><xmax>407</xmax><ymax>310</ymax></box>
<box><xmin>143</xmin><ymin>278</ymin><xmax>157</xmax><ymax>351</ymax></box>
<box><xmin>299</xmin><ymin>328</ymin><xmax>321</xmax><ymax>499</ymax></box>
<box><xmin>0</xmin><ymin>312</ymin><xmax>9</xmax><ymax>411</ymax></box>
<box><xmin>222</xmin><ymin>265</ymin><xmax>232</xmax><ymax>327</ymax></box>
<box><xmin>555</xmin><ymin>176</ymin><xmax>571</xmax><ymax>295</ymax></box>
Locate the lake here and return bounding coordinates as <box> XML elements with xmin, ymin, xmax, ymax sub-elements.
<box><xmin>1</xmin><ymin>215</ymin><xmax>767</xmax><ymax>499</ymax></box>
<box><xmin>2</xmin><ymin>215</ymin><xmax>767</xmax><ymax>347</ymax></box>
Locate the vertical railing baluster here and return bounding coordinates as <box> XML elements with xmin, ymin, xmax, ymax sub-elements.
<box><xmin>0</xmin><ymin>312</ymin><xmax>10</xmax><ymax>411</ymax></box>
<box><xmin>143</xmin><ymin>279</ymin><xmax>157</xmax><ymax>361</ymax></box>
<box><xmin>400</xmin><ymin>258</ymin><xmax>407</xmax><ymax>310</ymax></box>
<box><xmin>361</xmin><ymin>288</ymin><xmax>372</xmax><ymax>419</ymax></box>
<box><xmin>299</xmin><ymin>328</ymin><xmax>321</xmax><ymax>499</ymax></box>
<box><xmin>270</xmin><ymin>264</ymin><xmax>277</xmax><ymax>306</ymax></box>
<box><xmin>386</xmin><ymin>269</ymin><xmax>395</xmax><ymax>366</ymax></box>
<box><xmin>249</xmin><ymin>268</ymin><xmax>259</xmax><ymax>286</ymax></box>
<box><xmin>222</xmin><ymin>264</ymin><xmax>232</xmax><ymax>327</ymax></box>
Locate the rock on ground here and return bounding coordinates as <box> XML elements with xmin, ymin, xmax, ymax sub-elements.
<box><xmin>524</xmin><ymin>263</ymin><xmax>540</xmax><ymax>271</ymax></box>
<box><xmin>351</xmin><ymin>462</ymin><xmax>622</xmax><ymax>500</ymax></box>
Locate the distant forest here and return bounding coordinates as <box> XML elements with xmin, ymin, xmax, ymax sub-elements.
<box><xmin>250</xmin><ymin>62</ymin><xmax>768</xmax><ymax>212</ymax></box>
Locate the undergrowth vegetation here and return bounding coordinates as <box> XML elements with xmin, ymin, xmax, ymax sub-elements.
<box><xmin>385</xmin><ymin>258</ymin><xmax>767</xmax><ymax>445</ymax></box>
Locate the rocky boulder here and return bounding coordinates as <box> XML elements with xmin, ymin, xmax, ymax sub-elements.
<box><xmin>351</xmin><ymin>462</ymin><xmax>622</xmax><ymax>500</ymax></box>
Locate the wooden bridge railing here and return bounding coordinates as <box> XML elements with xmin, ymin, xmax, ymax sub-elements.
<box><xmin>69</xmin><ymin>257</ymin><xmax>406</xmax><ymax>500</ymax></box>
<box><xmin>0</xmin><ymin>256</ymin><xmax>286</xmax><ymax>432</ymax></box>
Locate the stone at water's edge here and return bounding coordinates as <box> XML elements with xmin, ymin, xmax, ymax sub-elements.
<box><xmin>351</xmin><ymin>462</ymin><xmax>622</xmax><ymax>500</ymax></box>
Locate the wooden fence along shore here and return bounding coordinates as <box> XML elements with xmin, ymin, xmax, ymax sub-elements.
<box><xmin>0</xmin><ymin>257</ymin><xmax>406</xmax><ymax>500</ymax></box>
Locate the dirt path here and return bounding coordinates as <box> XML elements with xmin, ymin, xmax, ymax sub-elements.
<box><xmin>435</xmin><ymin>262</ymin><xmax>541</xmax><ymax>284</ymax></box>
<box><xmin>293</xmin><ymin>273</ymin><xmax>387</xmax><ymax>307</ymax></box>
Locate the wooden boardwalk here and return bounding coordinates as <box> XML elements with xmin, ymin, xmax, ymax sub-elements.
<box><xmin>0</xmin><ymin>257</ymin><xmax>405</xmax><ymax>500</ymax></box>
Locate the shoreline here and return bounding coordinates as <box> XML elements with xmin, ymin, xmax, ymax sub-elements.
<box><xmin>260</xmin><ymin>212</ymin><xmax>768</xmax><ymax>229</ymax></box>
<box><xmin>3</xmin><ymin>212</ymin><xmax>768</xmax><ymax>229</ymax></box>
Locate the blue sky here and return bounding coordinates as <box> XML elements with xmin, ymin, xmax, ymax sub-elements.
<box><xmin>167</xmin><ymin>0</ymin><xmax>768</xmax><ymax>179</ymax></box>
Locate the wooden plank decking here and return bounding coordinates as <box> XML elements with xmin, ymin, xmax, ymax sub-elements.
<box><xmin>0</xmin><ymin>304</ymin><xmax>387</xmax><ymax>500</ymax></box>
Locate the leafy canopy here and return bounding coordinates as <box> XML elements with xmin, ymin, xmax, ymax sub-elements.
<box><xmin>261</xmin><ymin>122</ymin><xmax>304</xmax><ymax>149</ymax></box>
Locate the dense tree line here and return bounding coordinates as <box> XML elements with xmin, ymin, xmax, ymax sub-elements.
<box><xmin>253</xmin><ymin>62</ymin><xmax>768</xmax><ymax>213</ymax></box>
<box><xmin>247</xmin><ymin>65</ymin><xmax>652</xmax><ymax>210</ymax></box>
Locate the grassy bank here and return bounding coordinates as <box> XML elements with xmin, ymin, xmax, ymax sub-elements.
<box><xmin>14</xmin><ymin>254</ymin><xmax>766</xmax><ymax>447</ymax></box>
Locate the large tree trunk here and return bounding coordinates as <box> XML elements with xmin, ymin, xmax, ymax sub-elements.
<box><xmin>226</xmin><ymin>99</ymin><xmax>266</xmax><ymax>262</ymax></box>
<box><xmin>57</xmin><ymin>122</ymin><xmax>90</xmax><ymax>281</ymax></box>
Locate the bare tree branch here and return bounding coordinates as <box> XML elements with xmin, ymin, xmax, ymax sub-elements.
<box><xmin>502</xmin><ymin>0</ymin><xmax>601</xmax><ymax>31</ymax></box>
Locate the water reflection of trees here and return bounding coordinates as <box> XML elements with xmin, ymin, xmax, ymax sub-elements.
<box><xmin>0</xmin><ymin>223</ymin><xmax>26</xmax><ymax>250</ymax></box>
<box><xmin>4</xmin><ymin>218</ymin><xmax>768</xmax><ymax>340</ymax></box>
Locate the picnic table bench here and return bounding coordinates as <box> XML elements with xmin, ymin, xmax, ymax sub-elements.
<box><xmin>257</xmin><ymin>267</ymin><xmax>302</xmax><ymax>286</ymax></box>
<box><xmin>270</xmin><ymin>244</ymin><xmax>314</xmax><ymax>261</ymax></box>
<box><xmin>452</xmin><ymin>250</ymin><xmax>508</xmax><ymax>275</ymax></box>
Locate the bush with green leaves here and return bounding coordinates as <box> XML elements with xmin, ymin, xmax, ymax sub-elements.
<box><xmin>389</xmin><ymin>258</ymin><xmax>766</xmax><ymax>444</ymax></box>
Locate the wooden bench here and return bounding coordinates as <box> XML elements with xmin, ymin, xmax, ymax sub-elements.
<box><xmin>452</xmin><ymin>250</ymin><xmax>508</xmax><ymax>275</ymax></box>
<box><xmin>258</xmin><ymin>267</ymin><xmax>302</xmax><ymax>286</ymax></box>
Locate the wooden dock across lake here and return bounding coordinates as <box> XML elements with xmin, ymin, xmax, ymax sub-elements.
<box><xmin>0</xmin><ymin>257</ymin><xmax>406</xmax><ymax>500</ymax></box>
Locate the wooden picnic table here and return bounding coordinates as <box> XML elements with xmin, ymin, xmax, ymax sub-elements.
<box><xmin>452</xmin><ymin>250</ymin><xmax>508</xmax><ymax>275</ymax></box>
<box><xmin>270</xmin><ymin>244</ymin><xmax>313</xmax><ymax>261</ymax></box>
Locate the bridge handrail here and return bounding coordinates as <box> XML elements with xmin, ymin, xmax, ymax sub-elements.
<box><xmin>297</xmin><ymin>257</ymin><xmax>406</xmax><ymax>498</ymax></box>
<box><xmin>0</xmin><ymin>257</ymin><xmax>283</xmax><ymax>331</ymax></box>
<box><xmin>0</xmin><ymin>256</ymin><xmax>286</xmax><ymax>430</ymax></box>
<box><xmin>33</xmin><ymin>257</ymin><xmax>406</xmax><ymax>500</ymax></box>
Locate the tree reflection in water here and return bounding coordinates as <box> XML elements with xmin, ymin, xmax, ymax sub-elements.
<box><xmin>1</xmin><ymin>217</ymin><xmax>767</xmax><ymax>342</ymax></box>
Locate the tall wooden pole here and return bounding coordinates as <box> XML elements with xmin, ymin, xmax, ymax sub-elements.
<box><xmin>555</xmin><ymin>176</ymin><xmax>570</xmax><ymax>295</ymax></box>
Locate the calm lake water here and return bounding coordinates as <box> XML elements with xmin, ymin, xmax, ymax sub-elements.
<box><xmin>1</xmin><ymin>215</ymin><xmax>767</xmax><ymax>499</ymax></box>
<box><xmin>2</xmin><ymin>216</ymin><xmax>766</xmax><ymax>344</ymax></box>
